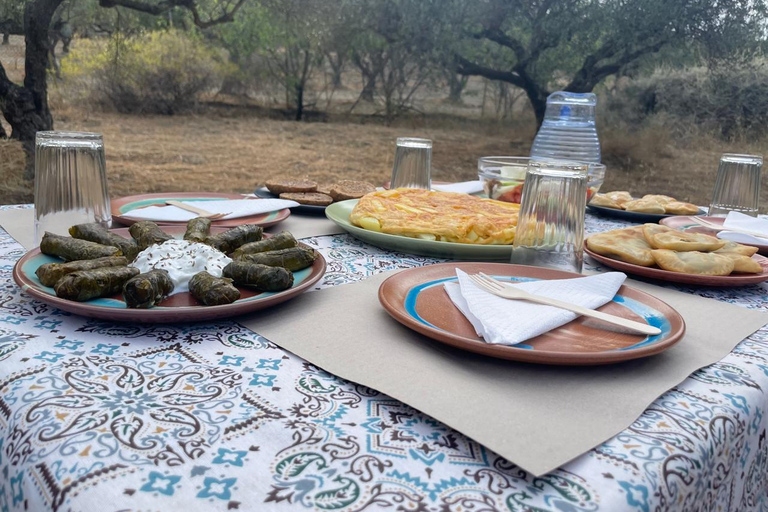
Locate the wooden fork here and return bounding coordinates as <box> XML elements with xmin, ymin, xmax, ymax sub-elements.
<box><xmin>166</xmin><ymin>200</ymin><xmax>230</xmax><ymax>219</ymax></box>
<box><xmin>468</xmin><ymin>273</ymin><xmax>661</xmax><ymax>336</ymax></box>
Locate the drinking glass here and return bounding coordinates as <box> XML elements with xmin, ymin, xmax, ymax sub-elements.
<box><xmin>34</xmin><ymin>132</ymin><xmax>111</xmax><ymax>245</ymax></box>
<box><xmin>708</xmin><ymin>153</ymin><xmax>763</xmax><ymax>217</ymax></box>
<box><xmin>510</xmin><ymin>159</ymin><xmax>589</xmax><ymax>273</ymax></box>
<box><xmin>390</xmin><ymin>137</ymin><xmax>432</xmax><ymax>189</ymax></box>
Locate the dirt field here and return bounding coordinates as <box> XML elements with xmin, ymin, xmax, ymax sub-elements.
<box><xmin>1</xmin><ymin>35</ymin><xmax>767</xmax><ymax>209</ymax></box>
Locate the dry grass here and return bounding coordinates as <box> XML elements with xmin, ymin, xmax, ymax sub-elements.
<box><xmin>2</xmin><ymin>34</ymin><xmax>768</xmax><ymax>210</ymax></box>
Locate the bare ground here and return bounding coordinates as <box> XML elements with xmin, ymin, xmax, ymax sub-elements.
<box><xmin>1</xmin><ymin>35</ymin><xmax>767</xmax><ymax>209</ymax></box>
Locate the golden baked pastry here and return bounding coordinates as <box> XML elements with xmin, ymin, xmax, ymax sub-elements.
<box><xmin>642</xmin><ymin>194</ymin><xmax>675</xmax><ymax>205</ymax></box>
<box><xmin>664</xmin><ymin>201</ymin><xmax>700</xmax><ymax>215</ymax></box>
<box><xmin>651</xmin><ymin>249</ymin><xmax>734</xmax><ymax>275</ymax></box>
<box><xmin>589</xmin><ymin>193</ymin><xmax>621</xmax><ymax>209</ymax></box>
<box><xmin>350</xmin><ymin>188</ymin><xmax>519</xmax><ymax>244</ymax></box>
<box><xmin>718</xmin><ymin>252</ymin><xmax>763</xmax><ymax>273</ymax></box>
<box><xmin>715</xmin><ymin>240</ymin><xmax>759</xmax><ymax>257</ymax></box>
<box><xmin>623</xmin><ymin>198</ymin><xmax>666</xmax><ymax>214</ymax></box>
<box><xmin>606</xmin><ymin>191</ymin><xmax>633</xmax><ymax>205</ymax></box>
<box><xmin>586</xmin><ymin>226</ymin><xmax>655</xmax><ymax>266</ymax></box>
<box><xmin>649</xmin><ymin>231</ymin><xmax>725</xmax><ymax>252</ymax></box>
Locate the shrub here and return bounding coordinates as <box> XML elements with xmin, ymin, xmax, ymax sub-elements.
<box><xmin>61</xmin><ymin>30</ymin><xmax>233</xmax><ymax>114</ymax></box>
<box><xmin>602</xmin><ymin>63</ymin><xmax>768</xmax><ymax>141</ymax></box>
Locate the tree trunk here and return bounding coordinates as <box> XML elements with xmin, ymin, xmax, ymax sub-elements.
<box><xmin>0</xmin><ymin>0</ymin><xmax>63</xmax><ymax>178</ymax></box>
<box><xmin>2</xmin><ymin>33</ymin><xmax>9</xmax><ymax>45</ymax></box>
<box><xmin>446</xmin><ymin>73</ymin><xmax>468</xmax><ymax>104</ymax></box>
<box><xmin>360</xmin><ymin>72</ymin><xmax>375</xmax><ymax>102</ymax></box>
<box><xmin>295</xmin><ymin>84</ymin><xmax>304</xmax><ymax>121</ymax></box>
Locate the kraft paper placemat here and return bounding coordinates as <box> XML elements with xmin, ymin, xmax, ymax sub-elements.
<box><xmin>241</xmin><ymin>270</ymin><xmax>768</xmax><ymax>476</ymax></box>
<box><xmin>264</xmin><ymin>213</ymin><xmax>344</xmax><ymax>239</ymax></box>
<box><xmin>0</xmin><ymin>208</ymin><xmax>34</xmax><ymax>250</ymax></box>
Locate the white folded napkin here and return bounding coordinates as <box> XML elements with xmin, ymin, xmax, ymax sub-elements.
<box><xmin>718</xmin><ymin>211</ymin><xmax>768</xmax><ymax>244</ymax></box>
<box><xmin>432</xmin><ymin>181</ymin><xmax>483</xmax><ymax>195</ymax></box>
<box><xmin>124</xmin><ymin>199</ymin><xmax>299</xmax><ymax>222</ymax></box>
<box><xmin>444</xmin><ymin>269</ymin><xmax>627</xmax><ymax>346</ymax></box>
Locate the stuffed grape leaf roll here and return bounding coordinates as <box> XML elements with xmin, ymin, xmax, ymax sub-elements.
<box><xmin>235</xmin><ymin>247</ymin><xmax>317</xmax><ymax>271</ymax></box>
<box><xmin>40</xmin><ymin>232</ymin><xmax>122</xmax><ymax>261</ymax></box>
<box><xmin>184</xmin><ymin>217</ymin><xmax>212</xmax><ymax>243</ymax></box>
<box><xmin>205</xmin><ymin>224</ymin><xmax>263</xmax><ymax>254</ymax></box>
<box><xmin>123</xmin><ymin>269</ymin><xmax>174</xmax><ymax>308</ymax></box>
<box><xmin>69</xmin><ymin>223</ymin><xmax>139</xmax><ymax>260</ymax></box>
<box><xmin>54</xmin><ymin>266</ymin><xmax>140</xmax><ymax>301</ymax></box>
<box><xmin>222</xmin><ymin>261</ymin><xmax>293</xmax><ymax>291</ymax></box>
<box><xmin>129</xmin><ymin>221</ymin><xmax>174</xmax><ymax>251</ymax></box>
<box><xmin>189</xmin><ymin>271</ymin><xmax>240</xmax><ymax>306</ymax></box>
<box><xmin>36</xmin><ymin>256</ymin><xmax>129</xmax><ymax>287</ymax></box>
<box><xmin>230</xmin><ymin>231</ymin><xmax>298</xmax><ymax>259</ymax></box>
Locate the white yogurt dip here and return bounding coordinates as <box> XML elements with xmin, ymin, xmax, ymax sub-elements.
<box><xmin>131</xmin><ymin>240</ymin><xmax>232</xmax><ymax>294</ymax></box>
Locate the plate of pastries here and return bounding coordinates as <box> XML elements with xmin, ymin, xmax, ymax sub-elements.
<box><xmin>325</xmin><ymin>188</ymin><xmax>520</xmax><ymax>261</ymax></box>
<box><xmin>585</xmin><ymin>223</ymin><xmax>768</xmax><ymax>286</ymax></box>
<box><xmin>255</xmin><ymin>179</ymin><xmax>376</xmax><ymax>213</ymax></box>
<box><xmin>588</xmin><ymin>191</ymin><xmax>705</xmax><ymax>222</ymax></box>
<box><xmin>13</xmin><ymin>219</ymin><xmax>326</xmax><ymax>323</ymax></box>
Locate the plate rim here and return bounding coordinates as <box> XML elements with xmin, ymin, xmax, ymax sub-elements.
<box><xmin>112</xmin><ymin>192</ymin><xmax>291</xmax><ymax>228</ymax></box>
<box><xmin>324</xmin><ymin>199</ymin><xmax>515</xmax><ymax>261</ymax></box>
<box><xmin>584</xmin><ymin>240</ymin><xmax>768</xmax><ymax>286</ymax></box>
<box><xmin>378</xmin><ymin>262</ymin><xmax>686</xmax><ymax>365</ymax></box>
<box><xmin>13</xmin><ymin>226</ymin><xmax>326</xmax><ymax>323</ymax></box>
<box><xmin>659</xmin><ymin>215</ymin><xmax>768</xmax><ymax>254</ymax></box>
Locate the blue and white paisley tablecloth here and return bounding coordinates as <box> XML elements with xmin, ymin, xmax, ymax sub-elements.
<box><xmin>0</xmin><ymin>205</ymin><xmax>767</xmax><ymax>512</ymax></box>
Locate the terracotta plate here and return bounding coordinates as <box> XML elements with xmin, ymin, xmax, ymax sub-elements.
<box><xmin>254</xmin><ymin>187</ymin><xmax>327</xmax><ymax>215</ymax></box>
<box><xmin>587</xmin><ymin>202</ymin><xmax>705</xmax><ymax>223</ymax></box>
<box><xmin>660</xmin><ymin>215</ymin><xmax>768</xmax><ymax>255</ymax></box>
<box><xmin>13</xmin><ymin>227</ymin><xmax>326</xmax><ymax>323</ymax></box>
<box><xmin>584</xmin><ymin>244</ymin><xmax>768</xmax><ymax>287</ymax></box>
<box><xmin>378</xmin><ymin>263</ymin><xmax>685</xmax><ymax>365</ymax></box>
<box><xmin>112</xmin><ymin>192</ymin><xmax>291</xmax><ymax>228</ymax></box>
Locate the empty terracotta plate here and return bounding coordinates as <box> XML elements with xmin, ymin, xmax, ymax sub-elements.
<box><xmin>13</xmin><ymin>226</ymin><xmax>326</xmax><ymax>323</ymax></box>
<box><xmin>112</xmin><ymin>192</ymin><xmax>291</xmax><ymax>228</ymax></box>
<box><xmin>378</xmin><ymin>262</ymin><xmax>685</xmax><ymax>365</ymax></box>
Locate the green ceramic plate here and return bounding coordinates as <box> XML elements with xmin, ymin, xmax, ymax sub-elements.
<box><xmin>325</xmin><ymin>200</ymin><xmax>514</xmax><ymax>261</ymax></box>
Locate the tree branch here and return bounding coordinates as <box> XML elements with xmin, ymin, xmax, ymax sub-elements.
<box><xmin>98</xmin><ymin>0</ymin><xmax>248</xmax><ymax>29</ymax></box>
<box><xmin>478</xmin><ymin>28</ymin><xmax>526</xmax><ymax>62</ymax></box>
<box><xmin>566</xmin><ymin>39</ymin><xmax>668</xmax><ymax>92</ymax></box>
<box><xmin>454</xmin><ymin>55</ymin><xmax>527</xmax><ymax>89</ymax></box>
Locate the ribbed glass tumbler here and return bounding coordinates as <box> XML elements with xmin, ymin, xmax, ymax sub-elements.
<box><xmin>34</xmin><ymin>131</ymin><xmax>111</xmax><ymax>245</ymax></box>
<box><xmin>708</xmin><ymin>153</ymin><xmax>762</xmax><ymax>217</ymax></box>
<box><xmin>510</xmin><ymin>160</ymin><xmax>589</xmax><ymax>273</ymax></box>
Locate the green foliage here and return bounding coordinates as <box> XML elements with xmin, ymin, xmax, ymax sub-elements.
<box><xmin>61</xmin><ymin>29</ymin><xmax>234</xmax><ymax>114</ymax></box>
<box><xmin>605</xmin><ymin>63</ymin><xmax>768</xmax><ymax>140</ymax></box>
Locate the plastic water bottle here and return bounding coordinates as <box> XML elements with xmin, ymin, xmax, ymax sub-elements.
<box><xmin>530</xmin><ymin>92</ymin><xmax>601</xmax><ymax>163</ymax></box>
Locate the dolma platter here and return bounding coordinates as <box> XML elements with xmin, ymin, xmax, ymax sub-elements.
<box><xmin>112</xmin><ymin>192</ymin><xmax>291</xmax><ymax>228</ymax></box>
<box><xmin>13</xmin><ymin>226</ymin><xmax>326</xmax><ymax>323</ymax></box>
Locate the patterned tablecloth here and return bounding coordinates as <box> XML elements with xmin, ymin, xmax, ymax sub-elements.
<box><xmin>1</xmin><ymin>206</ymin><xmax>767</xmax><ymax>512</ymax></box>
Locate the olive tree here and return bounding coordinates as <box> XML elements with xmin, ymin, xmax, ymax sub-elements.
<box><xmin>0</xmin><ymin>0</ymin><xmax>247</xmax><ymax>177</ymax></box>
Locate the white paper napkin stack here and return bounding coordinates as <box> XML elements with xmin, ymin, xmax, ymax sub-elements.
<box><xmin>432</xmin><ymin>181</ymin><xmax>484</xmax><ymax>195</ymax></box>
<box><xmin>719</xmin><ymin>211</ymin><xmax>768</xmax><ymax>244</ymax></box>
<box><xmin>444</xmin><ymin>269</ymin><xmax>627</xmax><ymax>345</ymax></box>
<box><xmin>125</xmin><ymin>199</ymin><xmax>300</xmax><ymax>222</ymax></box>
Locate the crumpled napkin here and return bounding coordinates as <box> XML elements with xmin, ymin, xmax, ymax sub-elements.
<box><xmin>718</xmin><ymin>211</ymin><xmax>768</xmax><ymax>244</ymax></box>
<box><xmin>432</xmin><ymin>181</ymin><xmax>483</xmax><ymax>195</ymax></box>
<box><xmin>124</xmin><ymin>199</ymin><xmax>299</xmax><ymax>222</ymax></box>
<box><xmin>444</xmin><ymin>269</ymin><xmax>627</xmax><ymax>345</ymax></box>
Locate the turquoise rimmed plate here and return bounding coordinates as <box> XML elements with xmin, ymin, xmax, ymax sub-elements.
<box><xmin>112</xmin><ymin>192</ymin><xmax>290</xmax><ymax>228</ymax></box>
<box><xmin>378</xmin><ymin>262</ymin><xmax>685</xmax><ymax>365</ymax></box>
<box><xmin>13</xmin><ymin>226</ymin><xmax>325</xmax><ymax>323</ymax></box>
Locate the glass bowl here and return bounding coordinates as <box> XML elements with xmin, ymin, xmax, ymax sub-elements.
<box><xmin>478</xmin><ymin>157</ymin><xmax>605</xmax><ymax>203</ymax></box>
